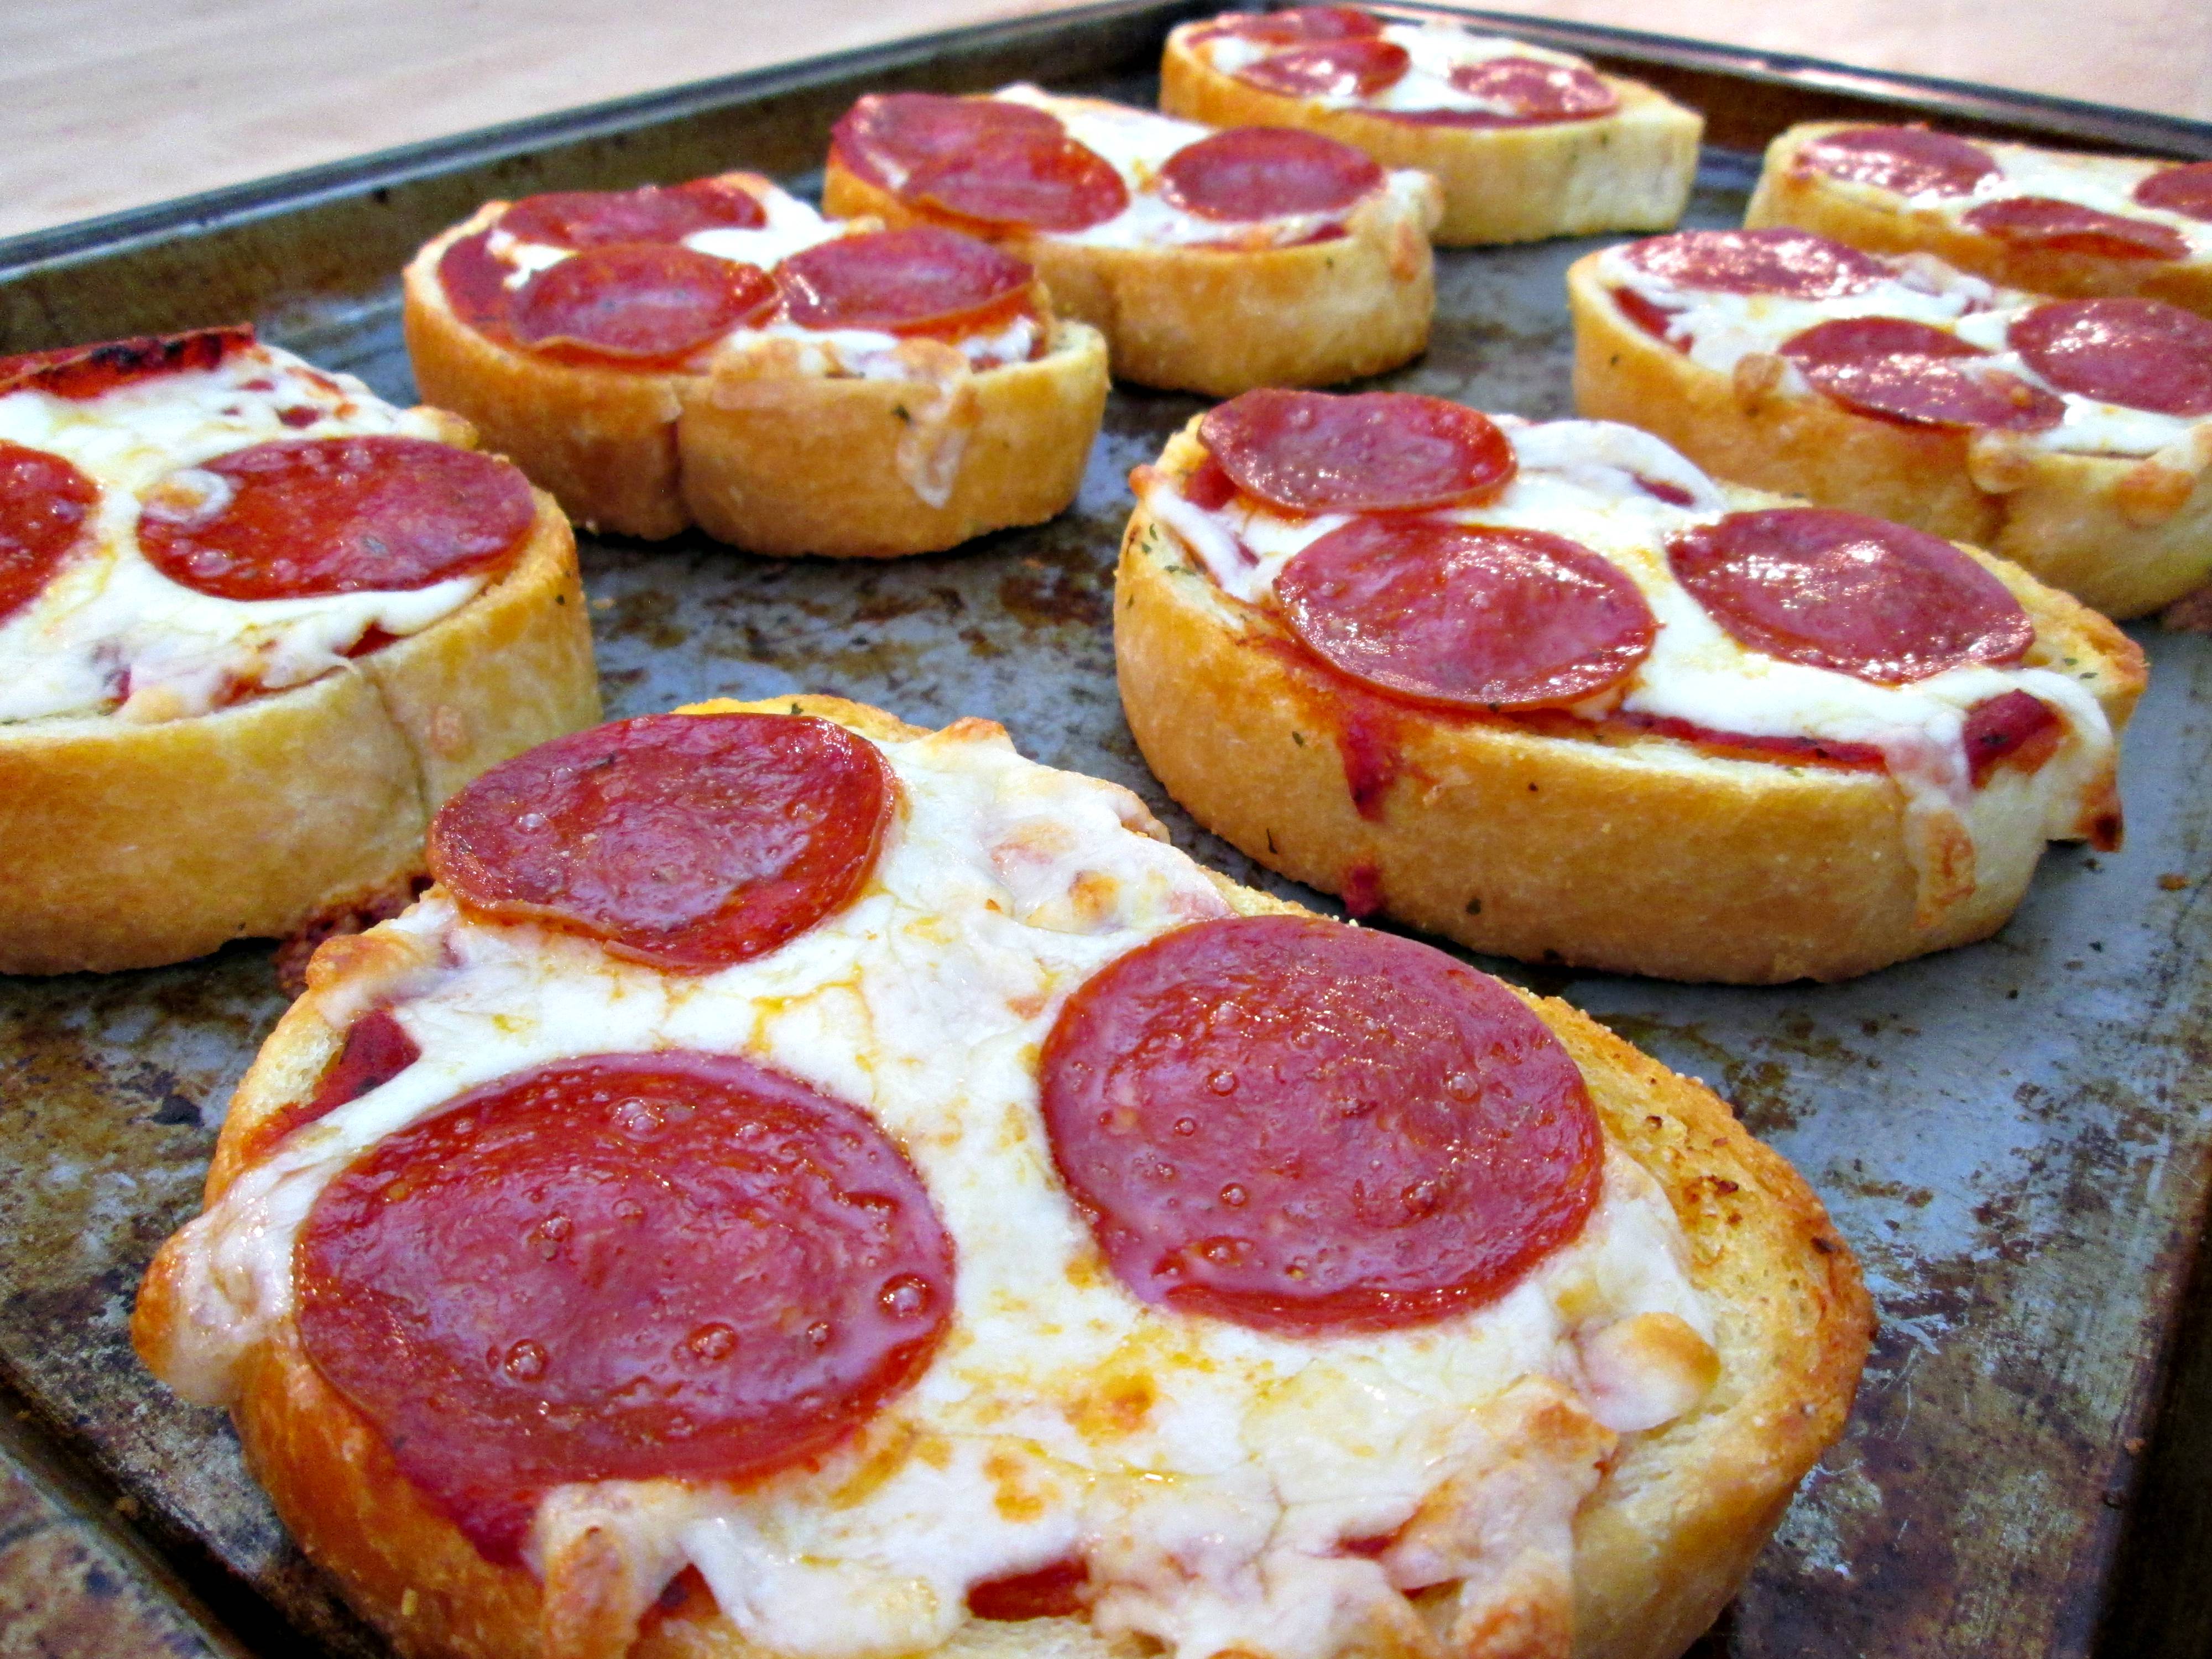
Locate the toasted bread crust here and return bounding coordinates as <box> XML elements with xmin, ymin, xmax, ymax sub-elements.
<box><xmin>1566</xmin><ymin>252</ymin><xmax>2212</xmax><ymax>619</ymax></box>
<box><xmin>1115</xmin><ymin>421</ymin><xmax>2145</xmax><ymax>984</ymax></box>
<box><xmin>0</xmin><ymin>488</ymin><xmax>597</xmax><ymax>975</ymax></box>
<box><xmin>1744</xmin><ymin>122</ymin><xmax>2212</xmax><ymax>317</ymax></box>
<box><xmin>821</xmin><ymin>153</ymin><xmax>1441</xmax><ymax>397</ymax></box>
<box><xmin>401</xmin><ymin>193</ymin><xmax>1108</xmax><ymax>553</ymax></box>
<box><xmin>1157</xmin><ymin>27</ymin><xmax>1700</xmax><ymax>247</ymax></box>
<box><xmin>133</xmin><ymin>693</ymin><xmax>1869</xmax><ymax>1659</ymax></box>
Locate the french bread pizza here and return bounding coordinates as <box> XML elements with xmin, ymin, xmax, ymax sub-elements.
<box><xmin>1568</xmin><ymin>226</ymin><xmax>2212</xmax><ymax>618</ymax></box>
<box><xmin>821</xmin><ymin>86</ymin><xmax>1442</xmax><ymax>395</ymax></box>
<box><xmin>404</xmin><ymin>172</ymin><xmax>1108</xmax><ymax>554</ymax></box>
<box><xmin>1118</xmin><ymin>390</ymin><xmax>2144</xmax><ymax>984</ymax></box>
<box><xmin>1744</xmin><ymin>123</ymin><xmax>2212</xmax><ymax>316</ymax></box>
<box><xmin>1159</xmin><ymin>6</ymin><xmax>1702</xmax><ymax>246</ymax></box>
<box><xmin>134</xmin><ymin>695</ymin><xmax>1870</xmax><ymax>1659</ymax></box>
<box><xmin>0</xmin><ymin>326</ymin><xmax>597</xmax><ymax>976</ymax></box>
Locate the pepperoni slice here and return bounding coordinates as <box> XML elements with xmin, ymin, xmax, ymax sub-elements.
<box><xmin>1961</xmin><ymin>197</ymin><xmax>2188</xmax><ymax>261</ymax></box>
<box><xmin>2007</xmin><ymin>297</ymin><xmax>2212</xmax><ymax>417</ymax></box>
<box><xmin>1963</xmin><ymin>690</ymin><xmax>2062</xmax><ymax>785</ymax></box>
<box><xmin>1234</xmin><ymin>38</ymin><xmax>1410</xmax><ymax>100</ymax></box>
<box><xmin>1438</xmin><ymin>56</ymin><xmax>1618</xmax><ymax>124</ymax></box>
<box><xmin>1040</xmin><ymin>915</ymin><xmax>1602</xmax><ymax>1335</ymax></box>
<box><xmin>497</xmin><ymin>178</ymin><xmax>766</xmax><ymax>248</ymax></box>
<box><xmin>0</xmin><ymin>326</ymin><xmax>254</xmax><ymax>401</ymax></box>
<box><xmin>1619</xmin><ymin>228</ymin><xmax>1890</xmax><ymax>298</ymax></box>
<box><xmin>427</xmin><ymin>712</ymin><xmax>895</xmax><ymax>972</ymax></box>
<box><xmin>905</xmin><ymin>129</ymin><xmax>1130</xmax><ymax>233</ymax></box>
<box><xmin>776</xmin><ymin>227</ymin><xmax>1036</xmax><ymax>337</ymax></box>
<box><xmin>1781</xmin><ymin>316</ymin><xmax>2064</xmax><ymax>431</ymax></box>
<box><xmin>1</xmin><ymin>443</ymin><xmax>97</xmax><ymax>624</ymax></box>
<box><xmin>508</xmin><ymin>244</ymin><xmax>776</xmax><ymax>363</ymax></box>
<box><xmin>1794</xmin><ymin>126</ymin><xmax>1998</xmax><ymax>197</ymax></box>
<box><xmin>296</xmin><ymin>1050</ymin><xmax>954</xmax><ymax>1563</ymax></box>
<box><xmin>1158</xmin><ymin>128</ymin><xmax>1384</xmax><ymax>222</ymax></box>
<box><xmin>1278</xmin><ymin>517</ymin><xmax>1656</xmax><ymax>710</ymax></box>
<box><xmin>1667</xmin><ymin>508</ymin><xmax>2033</xmax><ymax>684</ymax></box>
<box><xmin>437</xmin><ymin>229</ymin><xmax>518</xmax><ymax>336</ymax></box>
<box><xmin>831</xmin><ymin>93</ymin><xmax>1066</xmax><ymax>191</ymax></box>
<box><xmin>237</xmin><ymin>1006</ymin><xmax>421</xmax><ymax>1167</ymax></box>
<box><xmin>137</xmin><ymin>436</ymin><xmax>533</xmax><ymax>602</ymax></box>
<box><xmin>1198</xmin><ymin>390</ymin><xmax>1515</xmax><ymax>515</ymax></box>
<box><xmin>1212</xmin><ymin>6</ymin><xmax>1383</xmax><ymax>43</ymax></box>
<box><xmin>2133</xmin><ymin>160</ymin><xmax>2212</xmax><ymax>223</ymax></box>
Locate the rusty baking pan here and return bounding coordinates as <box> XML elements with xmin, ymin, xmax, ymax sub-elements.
<box><xmin>2</xmin><ymin>4</ymin><xmax>2208</xmax><ymax>1656</ymax></box>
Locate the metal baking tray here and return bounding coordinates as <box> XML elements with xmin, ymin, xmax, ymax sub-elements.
<box><xmin>2</xmin><ymin>4</ymin><xmax>2209</xmax><ymax>1655</ymax></box>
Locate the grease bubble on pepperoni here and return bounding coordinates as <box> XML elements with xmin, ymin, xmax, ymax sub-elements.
<box><xmin>1795</xmin><ymin>126</ymin><xmax>1997</xmax><ymax>197</ymax></box>
<box><xmin>1961</xmin><ymin>197</ymin><xmax>2188</xmax><ymax>261</ymax></box>
<box><xmin>497</xmin><ymin>178</ymin><xmax>765</xmax><ymax>248</ymax></box>
<box><xmin>2007</xmin><ymin>297</ymin><xmax>2212</xmax><ymax>417</ymax></box>
<box><xmin>1039</xmin><ymin>915</ymin><xmax>1602</xmax><ymax>1335</ymax></box>
<box><xmin>436</xmin><ymin>230</ymin><xmax>514</xmax><ymax>336</ymax></box>
<box><xmin>2134</xmin><ymin>160</ymin><xmax>2212</xmax><ymax>223</ymax></box>
<box><xmin>296</xmin><ymin>1050</ymin><xmax>954</xmax><ymax>1563</ymax></box>
<box><xmin>137</xmin><ymin>436</ymin><xmax>533</xmax><ymax>602</ymax></box>
<box><xmin>1667</xmin><ymin>507</ymin><xmax>2033</xmax><ymax>684</ymax></box>
<box><xmin>904</xmin><ymin>128</ymin><xmax>1130</xmax><ymax>233</ymax></box>
<box><xmin>1781</xmin><ymin>316</ymin><xmax>2064</xmax><ymax>431</ymax></box>
<box><xmin>1158</xmin><ymin>127</ymin><xmax>1384</xmax><ymax>222</ymax></box>
<box><xmin>1279</xmin><ymin>517</ymin><xmax>1657</xmax><ymax>710</ymax></box>
<box><xmin>1234</xmin><ymin>38</ymin><xmax>1410</xmax><ymax>100</ymax></box>
<box><xmin>427</xmin><ymin>712</ymin><xmax>895</xmax><ymax>971</ymax></box>
<box><xmin>1620</xmin><ymin>228</ymin><xmax>1888</xmax><ymax>298</ymax></box>
<box><xmin>1216</xmin><ymin>6</ymin><xmax>1383</xmax><ymax>42</ymax></box>
<box><xmin>1198</xmin><ymin>389</ymin><xmax>1515</xmax><ymax>514</ymax></box>
<box><xmin>1443</xmin><ymin>56</ymin><xmax>1617</xmax><ymax>123</ymax></box>
<box><xmin>0</xmin><ymin>443</ymin><xmax>98</xmax><ymax>623</ymax></box>
<box><xmin>508</xmin><ymin>244</ymin><xmax>776</xmax><ymax>362</ymax></box>
<box><xmin>776</xmin><ymin>227</ymin><xmax>1035</xmax><ymax>337</ymax></box>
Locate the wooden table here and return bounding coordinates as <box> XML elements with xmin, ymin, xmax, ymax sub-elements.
<box><xmin>2</xmin><ymin>0</ymin><xmax>2208</xmax><ymax>240</ymax></box>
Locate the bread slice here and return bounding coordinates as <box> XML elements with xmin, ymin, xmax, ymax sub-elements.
<box><xmin>1158</xmin><ymin>25</ymin><xmax>1700</xmax><ymax>246</ymax></box>
<box><xmin>0</xmin><ymin>476</ymin><xmax>597</xmax><ymax>976</ymax></box>
<box><xmin>401</xmin><ymin>190</ymin><xmax>1109</xmax><ymax>554</ymax></box>
<box><xmin>1565</xmin><ymin>250</ymin><xmax>2212</xmax><ymax>619</ymax></box>
<box><xmin>821</xmin><ymin>117</ymin><xmax>1441</xmax><ymax>399</ymax></box>
<box><xmin>134</xmin><ymin>694</ymin><xmax>1870</xmax><ymax>1659</ymax></box>
<box><xmin>1744</xmin><ymin>122</ymin><xmax>2212</xmax><ymax>317</ymax></box>
<box><xmin>1117</xmin><ymin>421</ymin><xmax>2145</xmax><ymax>984</ymax></box>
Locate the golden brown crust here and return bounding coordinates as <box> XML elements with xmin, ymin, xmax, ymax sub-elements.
<box><xmin>0</xmin><ymin>491</ymin><xmax>598</xmax><ymax>975</ymax></box>
<box><xmin>1567</xmin><ymin>249</ymin><xmax>2212</xmax><ymax>618</ymax></box>
<box><xmin>821</xmin><ymin>138</ymin><xmax>1442</xmax><ymax>397</ymax></box>
<box><xmin>401</xmin><ymin>190</ymin><xmax>1109</xmax><ymax>554</ymax></box>
<box><xmin>134</xmin><ymin>693</ymin><xmax>1868</xmax><ymax>1659</ymax></box>
<box><xmin>1157</xmin><ymin>26</ymin><xmax>1701</xmax><ymax>247</ymax></box>
<box><xmin>1743</xmin><ymin>122</ymin><xmax>2212</xmax><ymax>316</ymax></box>
<box><xmin>1115</xmin><ymin>420</ymin><xmax>2145</xmax><ymax>983</ymax></box>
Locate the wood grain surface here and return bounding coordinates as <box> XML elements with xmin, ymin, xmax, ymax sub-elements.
<box><xmin>1</xmin><ymin>0</ymin><xmax>2208</xmax><ymax>241</ymax></box>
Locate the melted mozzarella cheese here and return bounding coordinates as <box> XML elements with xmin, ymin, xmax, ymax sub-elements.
<box><xmin>0</xmin><ymin>347</ymin><xmax>481</xmax><ymax>725</ymax></box>
<box><xmin>153</xmin><ymin>717</ymin><xmax>1716</xmax><ymax>1659</ymax></box>
<box><xmin>1139</xmin><ymin>416</ymin><xmax>2114</xmax><ymax>868</ymax></box>
<box><xmin>482</xmin><ymin>180</ymin><xmax>1035</xmax><ymax>380</ymax></box>
<box><xmin>1597</xmin><ymin>243</ymin><xmax>2205</xmax><ymax>457</ymax></box>
<box><xmin>1200</xmin><ymin>22</ymin><xmax>1600</xmax><ymax>120</ymax></box>
<box><xmin>992</xmin><ymin>85</ymin><xmax>1428</xmax><ymax>249</ymax></box>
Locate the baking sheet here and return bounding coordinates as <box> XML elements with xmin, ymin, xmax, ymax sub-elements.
<box><xmin>1</xmin><ymin>6</ymin><xmax>2208</xmax><ymax>1654</ymax></box>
